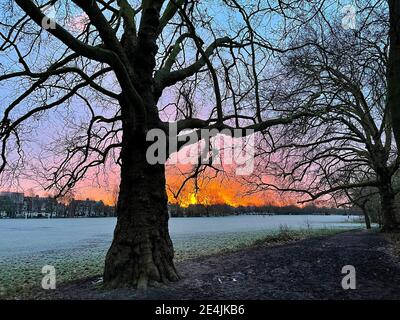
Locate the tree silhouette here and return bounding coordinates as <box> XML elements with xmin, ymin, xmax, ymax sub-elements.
<box><xmin>245</xmin><ymin>2</ymin><xmax>400</xmax><ymax>231</ymax></box>
<box><xmin>0</xmin><ymin>0</ymin><xmax>319</xmax><ymax>288</ymax></box>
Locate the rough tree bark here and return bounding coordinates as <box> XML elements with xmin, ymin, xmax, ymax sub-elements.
<box><xmin>379</xmin><ymin>182</ymin><xmax>399</xmax><ymax>232</ymax></box>
<box><xmin>103</xmin><ymin>128</ymin><xmax>179</xmax><ymax>289</ymax></box>
<box><xmin>388</xmin><ymin>0</ymin><xmax>400</xmax><ymax>149</ymax></box>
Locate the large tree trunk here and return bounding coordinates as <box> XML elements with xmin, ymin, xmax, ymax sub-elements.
<box><xmin>388</xmin><ymin>0</ymin><xmax>400</xmax><ymax>149</ymax></box>
<box><xmin>379</xmin><ymin>184</ymin><xmax>399</xmax><ymax>232</ymax></box>
<box><xmin>103</xmin><ymin>130</ymin><xmax>179</xmax><ymax>289</ymax></box>
<box><xmin>103</xmin><ymin>2</ymin><xmax>180</xmax><ymax>289</ymax></box>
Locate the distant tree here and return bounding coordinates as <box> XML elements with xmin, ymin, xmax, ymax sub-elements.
<box><xmin>347</xmin><ymin>186</ymin><xmax>376</xmax><ymax>229</ymax></box>
<box><xmin>0</xmin><ymin>197</ymin><xmax>17</xmax><ymax>218</ymax></box>
<box><xmin>248</xmin><ymin>6</ymin><xmax>400</xmax><ymax>231</ymax></box>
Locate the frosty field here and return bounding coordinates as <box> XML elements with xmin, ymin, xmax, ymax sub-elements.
<box><xmin>0</xmin><ymin>215</ymin><xmax>363</xmax><ymax>297</ymax></box>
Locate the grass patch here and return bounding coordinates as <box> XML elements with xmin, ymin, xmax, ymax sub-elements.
<box><xmin>217</xmin><ymin>226</ymin><xmax>346</xmax><ymax>255</ymax></box>
<box><xmin>252</xmin><ymin>226</ymin><xmax>344</xmax><ymax>246</ymax></box>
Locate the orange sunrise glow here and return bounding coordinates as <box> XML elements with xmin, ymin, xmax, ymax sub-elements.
<box><xmin>14</xmin><ymin>164</ymin><xmax>296</xmax><ymax>208</ymax></box>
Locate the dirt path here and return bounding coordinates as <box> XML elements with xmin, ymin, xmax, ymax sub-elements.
<box><xmin>33</xmin><ymin>230</ymin><xmax>400</xmax><ymax>300</ymax></box>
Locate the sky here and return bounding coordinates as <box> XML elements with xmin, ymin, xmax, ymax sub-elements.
<box><xmin>0</xmin><ymin>0</ymin><xmax>364</xmax><ymax>207</ymax></box>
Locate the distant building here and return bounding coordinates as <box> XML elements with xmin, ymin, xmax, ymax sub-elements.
<box><xmin>0</xmin><ymin>192</ymin><xmax>24</xmax><ymax>203</ymax></box>
<box><xmin>0</xmin><ymin>192</ymin><xmax>24</xmax><ymax>218</ymax></box>
<box><xmin>68</xmin><ymin>199</ymin><xmax>114</xmax><ymax>217</ymax></box>
<box><xmin>22</xmin><ymin>195</ymin><xmax>61</xmax><ymax>218</ymax></box>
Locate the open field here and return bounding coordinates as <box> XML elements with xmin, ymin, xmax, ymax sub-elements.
<box><xmin>0</xmin><ymin>215</ymin><xmax>364</xmax><ymax>298</ymax></box>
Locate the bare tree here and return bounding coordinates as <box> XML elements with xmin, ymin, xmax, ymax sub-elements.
<box><xmin>248</xmin><ymin>8</ymin><xmax>400</xmax><ymax>231</ymax></box>
<box><xmin>347</xmin><ymin>185</ymin><xmax>380</xmax><ymax>229</ymax></box>
<box><xmin>0</xmin><ymin>0</ymin><xmax>323</xmax><ymax>288</ymax></box>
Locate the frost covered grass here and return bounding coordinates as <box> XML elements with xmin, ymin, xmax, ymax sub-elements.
<box><xmin>0</xmin><ymin>226</ymin><xmax>353</xmax><ymax>299</ymax></box>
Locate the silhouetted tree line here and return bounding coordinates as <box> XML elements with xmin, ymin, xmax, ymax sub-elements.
<box><xmin>169</xmin><ymin>203</ymin><xmax>362</xmax><ymax>218</ymax></box>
